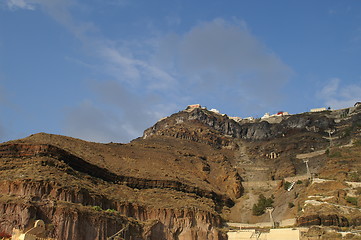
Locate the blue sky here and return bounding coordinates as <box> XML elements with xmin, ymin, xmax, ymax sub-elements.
<box><xmin>0</xmin><ymin>0</ymin><xmax>360</xmax><ymax>143</ymax></box>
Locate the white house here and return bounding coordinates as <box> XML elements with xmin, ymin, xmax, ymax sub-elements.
<box><xmin>310</xmin><ymin>107</ymin><xmax>327</xmax><ymax>112</ymax></box>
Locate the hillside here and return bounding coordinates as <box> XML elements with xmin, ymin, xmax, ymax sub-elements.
<box><xmin>0</xmin><ymin>104</ymin><xmax>361</xmax><ymax>239</ymax></box>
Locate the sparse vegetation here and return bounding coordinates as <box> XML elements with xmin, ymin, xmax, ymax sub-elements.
<box><xmin>322</xmin><ymin>231</ymin><xmax>342</xmax><ymax>239</ymax></box>
<box><xmin>348</xmin><ymin>171</ymin><xmax>361</xmax><ymax>182</ymax></box>
<box><xmin>252</xmin><ymin>194</ymin><xmax>274</xmax><ymax>216</ymax></box>
<box><xmin>344</xmin><ymin>127</ymin><xmax>352</xmax><ymax>137</ymax></box>
<box><xmin>354</xmin><ymin>139</ymin><xmax>361</xmax><ymax>146</ymax></box>
<box><xmin>105</xmin><ymin>208</ymin><xmax>117</xmax><ymax>213</ymax></box>
<box><xmin>328</xmin><ymin>150</ymin><xmax>342</xmax><ymax>158</ymax></box>
<box><xmin>1</xmin><ymin>105</ymin><xmax>361</xmax><ymax>238</ymax></box>
<box><xmin>325</xmin><ymin>148</ymin><xmax>330</xmax><ymax>155</ymax></box>
<box><xmin>284</xmin><ymin>181</ymin><xmax>292</xmax><ymax>191</ymax></box>
<box><xmin>346</xmin><ymin>196</ymin><xmax>358</xmax><ymax>206</ymax></box>
<box><xmin>92</xmin><ymin>205</ymin><xmax>102</xmax><ymax>211</ymax></box>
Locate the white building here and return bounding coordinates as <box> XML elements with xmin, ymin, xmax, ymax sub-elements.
<box><xmin>229</xmin><ymin>116</ymin><xmax>242</xmax><ymax>122</ymax></box>
<box><xmin>310</xmin><ymin>107</ymin><xmax>327</xmax><ymax>112</ymax></box>
<box><xmin>210</xmin><ymin>108</ymin><xmax>220</xmax><ymax>114</ymax></box>
<box><xmin>261</xmin><ymin>113</ymin><xmax>271</xmax><ymax>119</ymax></box>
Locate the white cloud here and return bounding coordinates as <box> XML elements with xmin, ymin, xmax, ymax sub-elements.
<box><xmin>98</xmin><ymin>46</ymin><xmax>177</xmax><ymax>91</ymax></box>
<box><xmin>319</xmin><ymin>78</ymin><xmax>361</xmax><ymax>109</ymax></box>
<box><xmin>6</xmin><ymin>0</ymin><xmax>35</xmax><ymax>10</ymax></box>
<box><xmin>155</xmin><ymin>18</ymin><xmax>293</xmax><ymax>106</ymax></box>
<box><xmin>14</xmin><ymin>0</ymin><xmax>177</xmax><ymax>93</ymax></box>
<box><xmin>11</xmin><ymin>0</ymin><xmax>180</xmax><ymax>142</ymax></box>
<box><xmin>9</xmin><ymin>1</ymin><xmax>293</xmax><ymax>142</ymax></box>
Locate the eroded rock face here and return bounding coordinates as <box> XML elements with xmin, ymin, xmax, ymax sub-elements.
<box><xmin>0</xmin><ymin>199</ymin><xmax>226</xmax><ymax>239</ymax></box>
<box><xmin>0</xmin><ymin>201</ymin><xmax>143</xmax><ymax>240</ymax></box>
<box><xmin>297</xmin><ymin>214</ymin><xmax>349</xmax><ymax>227</ymax></box>
<box><xmin>143</xmin><ymin>108</ymin><xmax>336</xmax><ymax>146</ymax></box>
<box><xmin>0</xmin><ymin>143</ymin><xmax>235</xmax><ymax>208</ymax></box>
<box><xmin>0</xmin><ymin>179</ymin><xmax>227</xmax><ymax>240</ymax></box>
<box><xmin>0</xmin><ymin>143</ymin><xmax>229</xmax><ymax>239</ymax></box>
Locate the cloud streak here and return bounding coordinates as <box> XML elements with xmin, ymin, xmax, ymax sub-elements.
<box><xmin>5</xmin><ymin>2</ymin><xmax>293</xmax><ymax>142</ymax></box>
<box><xmin>319</xmin><ymin>78</ymin><xmax>361</xmax><ymax>109</ymax></box>
<box><xmin>5</xmin><ymin>0</ymin><xmax>35</xmax><ymax>10</ymax></box>
<box><xmin>5</xmin><ymin>0</ymin><xmax>181</xmax><ymax>142</ymax></box>
<box><xmin>155</xmin><ymin>18</ymin><xmax>293</xmax><ymax>110</ymax></box>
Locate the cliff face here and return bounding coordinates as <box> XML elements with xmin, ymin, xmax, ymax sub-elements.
<box><xmin>297</xmin><ymin>215</ymin><xmax>350</xmax><ymax>227</ymax></box>
<box><xmin>0</xmin><ymin>143</ymin><xmax>235</xmax><ymax>208</ymax></box>
<box><xmin>0</xmin><ymin>138</ymin><xmax>231</xmax><ymax>239</ymax></box>
<box><xmin>0</xmin><ymin>199</ymin><xmax>224</xmax><ymax>240</ymax></box>
<box><xmin>1</xmin><ymin>105</ymin><xmax>361</xmax><ymax>239</ymax></box>
<box><xmin>143</xmin><ymin>107</ymin><xmax>336</xmax><ymax>145</ymax></box>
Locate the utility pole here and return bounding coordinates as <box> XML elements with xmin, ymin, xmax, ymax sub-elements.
<box><xmin>266</xmin><ymin>207</ymin><xmax>275</xmax><ymax>228</ymax></box>
<box><xmin>326</xmin><ymin>129</ymin><xmax>335</xmax><ymax>147</ymax></box>
<box><xmin>303</xmin><ymin>159</ymin><xmax>311</xmax><ymax>178</ymax></box>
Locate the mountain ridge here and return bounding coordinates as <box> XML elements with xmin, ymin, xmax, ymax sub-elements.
<box><xmin>1</xmin><ymin>104</ymin><xmax>361</xmax><ymax>239</ymax></box>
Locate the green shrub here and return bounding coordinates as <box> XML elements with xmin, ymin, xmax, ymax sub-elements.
<box><xmin>252</xmin><ymin>194</ymin><xmax>274</xmax><ymax>216</ymax></box>
<box><xmin>325</xmin><ymin>148</ymin><xmax>330</xmax><ymax>155</ymax></box>
<box><xmin>105</xmin><ymin>209</ymin><xmax>117</xmax><ymax>213</ymax></box>
<box><xmin>284</xmin><ymin>181</ymin><xmax>292</xmax><ymax>191</ymax></box>
<box><xmin>346</xmin><ymin>196</ymin><xmax>358</xmax><ymax>206</ymax></box>
<box><xmin>92</xmin><ymin>206</ymin><xmax>102</xmax><ymax>211</ymax></box>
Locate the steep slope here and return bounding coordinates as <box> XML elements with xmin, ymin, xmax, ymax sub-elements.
<box><xmin>143</xmin><ymin>105</ymin><xmax>361</xmax><ymax>226</ymax></box>
<box><xmin>1</xmin><ymin>104</ymin><xmax>361</xmax><ymax>240</ymax></box>
<box><xmin>0</xmin><ymin>131</ymin><xmax>243</xmax><ymax>239</ymax></box>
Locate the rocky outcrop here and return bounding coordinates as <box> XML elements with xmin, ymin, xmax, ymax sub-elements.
<box><xmin>0</xmin><ymin>201</ymin><xmax>143</xmax><ymax>240</ymax></box>
<box><xmin>0</xmin><ymin>179</ymin><xmax>227</xmax><ymax>240</ymax></box>
<box><xmin>143</xmin><ymin>108</ymin><xmax>336</xmax><ymax>145</ymax></box>
<box><xmin>0</xmin><ymin>143</ymin><xmax>230</xmax><ymax>239</ymax></box>
<box><xmin>0</xmin><ymin>143</ymin><xmax>234</xmax><ymax>208</ymax></box>
<box><xmin>297</xmin><ymin>214</ymin><xmax>349</xmax><ymax>227</ymax></box>
<box><xmin>0</xmin><ymin>200</ymin><xmax>225</xmax><ymax>240</ymax></box>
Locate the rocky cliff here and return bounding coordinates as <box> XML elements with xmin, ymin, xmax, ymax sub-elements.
<box><xmin>143</xmin><ymin>107</ymin><xmax>338</xmax><ymax>145</ymax></box>
<box><xmin>0</xmin><ymin>133</ymin><xmax>238</xmax><ymax>239</ymax></box>
<box><xmin>1</xmin><ymin>105</ymin><xmax>361</xmax><ymax>239</ymax></box>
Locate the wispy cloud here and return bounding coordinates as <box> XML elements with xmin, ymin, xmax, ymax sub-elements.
<box><xmin>5</xmin><ymin>1</ymin><xmax>293</xmax><ymax>142</ymax></box>
<box><xmin>155</xmin><ymin>18</ymin><xmax>293</xmax><ymax>112</ymax></box>
<box><xmin>5</xmin><ymin>0</ymin><xmax>35</xmax><ymax>10</ymax></box>
<box><xmin>97</xmin><ymin>45</ymin><xmax>177</xmax><ymax>91</ymax></box>
<box><xmin>4</xmin><ymin>0</ymin><xmax>181</xmax><ymax>142</ymax></box>
<box><xmin>319</xmin><ymin>78</ymin><xmax>361</xmax><ymax>109</ymax></box>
